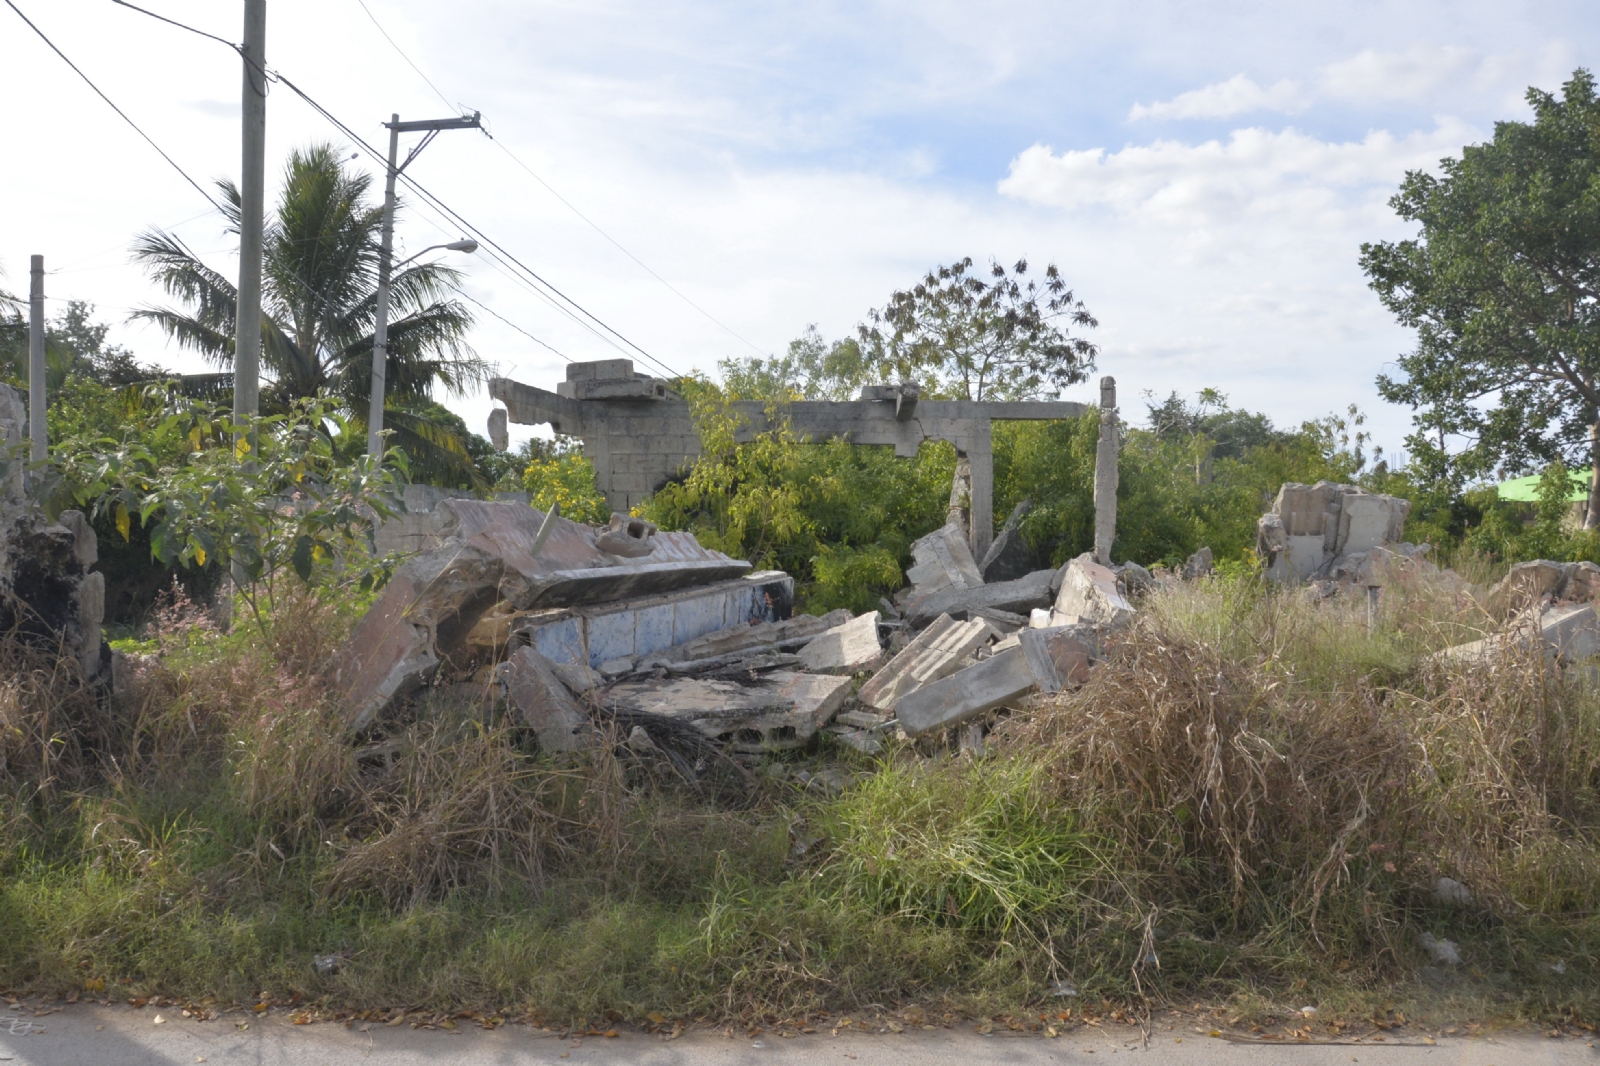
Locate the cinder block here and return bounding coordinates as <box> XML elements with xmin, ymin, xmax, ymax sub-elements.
<box><xmin>567</xmin><ymin>358</ymin><xmax>634</xmax><ymax>383</ymax></box>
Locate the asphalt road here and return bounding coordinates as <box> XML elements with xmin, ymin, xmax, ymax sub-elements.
<box><xmin>2</xmin><ymin>1003</ymin><xmax>1596</xmax><ymax>1066</ymax></box>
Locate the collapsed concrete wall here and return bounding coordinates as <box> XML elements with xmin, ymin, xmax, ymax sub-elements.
<box><xmin>1256</xmin><ymin>481</ymin><xmax>1410</xmax><ymax>582</ymax></box>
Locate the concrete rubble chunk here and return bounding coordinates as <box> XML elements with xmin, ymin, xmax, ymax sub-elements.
<box><xmin>859</xmin><ymin>613</ymin><xmax>996</xmax><ymax>711</ymax></box>
<box><xmin>654</xmin><ymin>609</ymin><xmax>851</xmax><ymax>664</ymax></box>
<box><xmin>1053</xmin><ymin>553</ymin><xmax>1135</xmax><ymax>630</ymax></box>
<box><xmin>500</xmin><ymin>646</ymin><xmax>594</xmax><ymax>751</ymax></box>
<box><xmin>798</xmin><ymin>611</ymin><xmax>883</xmax><ymax>674</ymax></box>
<box><xmin>605</xmin><ymin>671</ymin><xmax>851</xmax><ymax>751</ymax></box>
<box><xmin>906</xmin><ymin>520</ymin><xmax>984</xmax><ymax>597</ymax></box>
<box><xmin>1566</xmin><ymin>561</ymin><xmax>1600</xmax><ymax>603</ymax></box>
<box><xmin>968</xmin><ymin>605</ymin><xmax>1027</xmax><ymax>632</ymax></box>
<box><xmin>896</xmin><ymin>646</ymin><xmax>1038</xmax><ymax>736</ymax></box>
<box><xmin>1437</xmin><ymin>602</ymin><xmax>1600</xmax><ymax>667</ymax></box>
<box><xmin>1182</xmin><ymin>547</ymin><xmax>1213</xmax><ymax>580</ymax></box>
<box><xmin>1019</xmin><ymin>624</ymin><xmax>1096</xmax><ymax>693</ymax></box>
<box><xmin>905</xmin><ymin>568</ymin><xmax>1055</xmax><ymax>628</ymax></box>
<box><xmin>1488</xmin><ymin>559</ymin><xmax>1576</xmax><ymax>617</ymax></box>
<box><xmin>552</xmin><ymin>659</ymin><xmax>603</xmax><ymax>694</ymax></box>
<box><xmin>1258</xmin><ymin>481</ymin><xmax>1410</xmax><ymax>583</ymax></box>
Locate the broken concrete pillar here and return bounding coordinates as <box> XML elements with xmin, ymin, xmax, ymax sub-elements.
<box><xmin>858</xmin><ymin>613</ymin><xmax>995</xmax><ymax>711</ymax></box>
<box><xmin>500</xmin><ymin>645</ymin><xmax>593</xmax><ymax>752</ymax></box>
<box><xmin>1093</xmin><ymin>376</ymin><xmax>1119</xmax><ymax>566</ymax></box>
<box><xmin>904</xmin><ymin>567</ymin><xmax>1055</xmax><ymax>628</ymax></box>
<box><xmin>488</xmin><ymin>407</ymin><xmax>509</xmax><ymax>452</ymax></box>
<box><xmin>797</xmin><ymin>610</ymin><xmax>883</xmax><ymax>674</ymax></box>
<box><xmin>1053</xmin><ymin>553</ymin><xmax>1135</xmax><ymax>629</ymax></box>
<box><xmin>947</xmin><ymin>454</ymin><xmax>972</xmax><ymax>537</ymax></box>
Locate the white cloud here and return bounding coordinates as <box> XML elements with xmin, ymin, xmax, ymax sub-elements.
<box><xmin>999</xmin><ymin>121</ymin><xmax>1473</xmax><ymax>233</ymax></box>
<box><xmin>1129</xmin><ymin>74</ymin><xmax>1306</xmax><ymax>121</ymax></box>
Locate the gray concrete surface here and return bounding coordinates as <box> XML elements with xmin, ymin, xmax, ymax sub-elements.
<box><xmin>1</xmin><ymin>1003</ymin><xmax>1595</xmax><ymax>1066</ymax></box>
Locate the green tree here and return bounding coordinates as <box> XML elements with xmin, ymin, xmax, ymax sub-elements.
<box><xmin>1362</xmin><ymin>69</ymin><xmax>1600</xmax><ymax>526</ymax></box>
<box><xmin>719</xmin><ymin>325</ymin><xmax>878</xmax><ymax>401</ymax></box>
<box><xmin>0</xmin><ymin>300</ymin><xmax>159</xmax><ymax>389</ymax></box>
<box><xmin>857</xmin><ymin>257</ymin><xmax>1098</xmax><ymax>400</ymax></box>
<box><xmin>131</xmin><ymin>144</ymin><xmax>485</xmax><ymax>480</ymax></box>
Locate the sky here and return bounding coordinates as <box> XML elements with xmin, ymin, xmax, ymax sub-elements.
<box><xmin>1</xmin><ymin>0</ymin><xmax>1596</xmax><ymax>460</ymax></box>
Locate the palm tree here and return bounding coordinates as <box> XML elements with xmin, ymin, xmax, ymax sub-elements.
<box><xmin>131</xmin><ymin>143</ymin><xmax>487</xmax><ymax>479</ymax></box>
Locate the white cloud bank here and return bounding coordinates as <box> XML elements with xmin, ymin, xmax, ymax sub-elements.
<box><xmin>1129</xmin><ymin>44</ymin><xmax>1579</xmax><ymax>123</ymax></box>
<box><xmin>1129</xmin><ymin>74</ymin><xmax>1306</xmax><ymax>121</ymax></box>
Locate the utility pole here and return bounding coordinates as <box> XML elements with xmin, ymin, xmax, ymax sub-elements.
<box><xmin>234</xmin><ymin>0</ymin><xmax>266</xmax><ymax>444</ymax></box>
<box><xmin>367</xmin><ymin>111</ymin><xmax>481</xmax><ymax>459</ymax></box>
<box><xmin>27</xmin><ymin>255</ymin><xmax>45</xmax><ymax>462</ymax></box>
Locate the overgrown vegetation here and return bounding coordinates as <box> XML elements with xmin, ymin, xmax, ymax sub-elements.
<box><xmin>5</xmin><ymin>571</ymin><xmax>1600</xmax><ymax>1026</ymax></box>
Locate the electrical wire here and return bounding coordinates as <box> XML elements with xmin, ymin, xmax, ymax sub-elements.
<box><xmin>277</xmin><ymin>71</ymin><xmax>686</xmax><ymax>380</ymax></box>
<box><xmin>109</xmin><ymin>0</ymin><xmax>235</xmax><ymax>50</ymax></box>
<box><xmin>5</xmin><ymin>0</ymin><xmax>225</xmax><ymax>214</ymax></box>
<box><xmin>103</xmin><ymin>0</ymin><xmax>679</xmax><ymax>380</ymax></box>
<box><xmin>352</xmin><ymin>0</ymin><xmax>456</xmax><ymax>113</ymax></box>
<box><xmin>454</xmin><ymin>289</ymin><xmax>570</xmax><ymax>362</ymax></box>
<box><xmin>348</xmin><ymin>0</ymin><xmax>767</xmax><ymax>359</ymax></box>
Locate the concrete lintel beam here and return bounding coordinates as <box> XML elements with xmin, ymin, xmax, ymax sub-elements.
<box><xmin>489</xmin><ymin>377</ymin><xmax>585</xmax><ymax>435</ymax></box>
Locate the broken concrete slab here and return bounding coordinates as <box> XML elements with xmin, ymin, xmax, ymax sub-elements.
<box><xmin>604</xmin><ymin>671</ymin><xmax>852</xmax><ymax>751</ymax></box>
<box><xmin>968</xmin><ymin>605</ymin><xmax>1028</xmax><ymax>632</ymax></box>
<box><xmin>1538</xmin><ymin>603</ymin><xmax>1600</xmax><ymax>662</ymax></box>
<box><xmin>905</xmin><ymin>520</ymin><xmax>984</xmax><ymax>597</ymax></box>
<box><xmin>651</xmin><ymin>608</ymin><xmax>850</xmax><ymax>664</ymax></box>
<box><xmin>896</xmin><ymin>646</ymin><xmax>1037</xmax><ymax>736</ymax></box>
<box><xmin>433</xmin><ymin>500</ymin><xmax>751</xmax><ymax>609</ymax></box>
<box><xmin>1018</xmin><ymin>624</ymin><xmax>1095</xmax><ymax>693</ymax></box>
<box><xmin>858</xmin><ymin>613</ymin><xmax>995</xmax><ymax>711</ymax></box>
<box><xmin>904</xmin><ymin>568</ymin><xmax>1055</xmax><ymax>628</ymax></box>
<box><xmin>500</xmin><ymin>646</ymin><xmax>593</xmax><ymax>751</ymax></box>
<box><xmin>335</xmin><ymin>545</ymin><xmax>504</xmax><ymax>732</ymax></box>
<box><xmin>798</xmin><ymin>611</ymin><xmax>883</xmax><ymax>674</ymax></box>
<box><xmin>1052</xmin><ymin>553</ymin><xmax>1135</xmax><ymax>629</ymax></box>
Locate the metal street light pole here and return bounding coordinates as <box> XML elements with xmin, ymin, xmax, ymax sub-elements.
<box><xmin>366</xmin><ymin>111</ymin><xmax>481</xmax><ymax>459</ymax></box>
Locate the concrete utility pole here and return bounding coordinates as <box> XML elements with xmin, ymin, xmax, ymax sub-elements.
<box><xmin>367</xmin><ymin>111</ymin><xmax>481</xmax><ymax>459</ymax></box>
<box><xmin>27</xmin><ymin>255</ymin><xmax>45</xmax><ymax>462</ymax></box>
<box><xmin>233</xmin><ymin>0</ymin><xmax>266</xmax><ymax>441</ymax></box>
<box><xmin>1093</xmin><ymin>375</ymin><xmax>1119</xmax><ymax>567</ymax></box>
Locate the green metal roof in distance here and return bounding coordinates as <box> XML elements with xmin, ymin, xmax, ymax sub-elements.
<box><xmin>1495</xmin><ymin>469</ymin><xmax>1592</xmax><ymax>503</ymax></box>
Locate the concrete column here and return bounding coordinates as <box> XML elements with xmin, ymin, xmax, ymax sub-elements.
<box><xmin>1093</xmin><ymin>376</ymin><xmax>1118</xmax><ymax>566</ymax></box>
<box><xmin>967</xmin><ymin>421</ymin><xmax>994</xmax><ymax>563</ymax></box>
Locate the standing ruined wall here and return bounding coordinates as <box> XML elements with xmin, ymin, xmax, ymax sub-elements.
<box><xmin>0</xmin><ymin>384</ymin><xmax>106</xmax><ymax>680</ymax></box>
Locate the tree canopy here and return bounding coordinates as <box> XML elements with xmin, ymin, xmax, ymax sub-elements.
<box><xmin>131</xmin><ymin>143</ymin><xmax>486</xmax><ymax>479</ymax></box>
<box><xmin>858</xmin><ymin>257</ymin><xmax>1098</xmax><ymax>400</ymax></box>
<box><xmin>1362</xmin><ymin>68</ymin><xmax>1600</xmax><ymax>524</ymax></box>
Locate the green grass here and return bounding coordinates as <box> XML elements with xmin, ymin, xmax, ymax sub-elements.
<box><xmin>7</xmin><ymin>577</ymin><xmax>1600</xmax><ymax>1028</ymax></box>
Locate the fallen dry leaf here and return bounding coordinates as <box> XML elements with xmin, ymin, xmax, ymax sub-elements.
<box><xmin>647</xmin><ymin>1012</ymin><xmax>667</xmax><ymax>1025</ymax></box>
<box><xmin>604</xmin><ymin>1029</ymin><xmax>619</xmax><ymax>1038</ymax></box>
<box><xmin>153</xmin><ymin>1014</ymin><xmax>166</xmax><ymax>1025</ymax></box>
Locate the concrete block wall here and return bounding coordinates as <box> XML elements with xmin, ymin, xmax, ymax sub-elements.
<box><xmin>580</xmin><ymin>406</ymin><xmax>703</xmax><ymax>514</ymax></box>
<box><xmin>515</xmin><ymin>570</ymin><xmax>794</xmax><ymax>667</ymax></box>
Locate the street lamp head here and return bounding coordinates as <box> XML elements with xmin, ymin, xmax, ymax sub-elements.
<box><xmin>445</xmin><ymin>239</ymin><xmax>478</xmax><ymax>254</ymax></box>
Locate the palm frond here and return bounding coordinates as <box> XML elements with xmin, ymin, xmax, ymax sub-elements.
<box><xmin>380</xmin><ymin>407</ymin><xmax>485</xmax><ymax>488</ymax></box>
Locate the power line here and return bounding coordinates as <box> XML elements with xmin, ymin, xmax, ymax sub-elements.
<box><xmin>109</xmin><ymin>0</ymin><xmax>236</xmax><ymax>50</ymax></box>
<box><xmin>454</xmin><ymin>289</ymin><xmax>570</xmax><ymax>362</ymax></box>
<box><xmin>352</xmin><ymin>0</ymin><xmax>456</xmax><ymax>113</ymax></box>
<box><xmin>5</xmin><ymin>0</ymin><xmax>225</xmax><ymax>213</ymax></box>
<box><xmin>274</xmin><ymin>71</ymin><xmax>686</xmax><ymax>381</ymax></box>
<box><xmin>90</xmin><ymin>0</ymin><xmax>661</xmax><ymax>383</ymax></box>
<box><xmin>348</xmin><ymin>0</ymin><xmax>767</xmax><ymax>360</ymax></box>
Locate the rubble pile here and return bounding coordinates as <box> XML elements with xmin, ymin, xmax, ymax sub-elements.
<box><xmin>332</xmin><ymin>498</ymin><xmax>1173</xmax><ymax>761</ymax></box>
